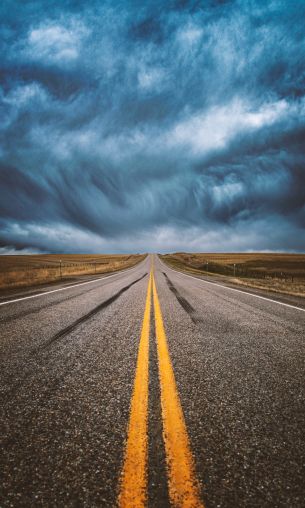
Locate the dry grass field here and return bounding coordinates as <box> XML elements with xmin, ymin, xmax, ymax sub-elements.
<box><xmin>0</xmin><ymin>254</ymin><xmax>146</xmax><ymax>290</ymax></box>
<box><xmin>160</xmin><ymin>253</ymin><xmax>305</xmax><ymax>297</ymax></box>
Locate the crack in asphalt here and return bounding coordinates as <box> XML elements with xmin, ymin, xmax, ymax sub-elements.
<box><xmin>41</xmin><ymin>273</ymin><xmax>147</xmax><ymax>349</ymax></box>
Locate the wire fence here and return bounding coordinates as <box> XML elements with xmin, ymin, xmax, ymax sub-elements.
<box><xmin>192</xmin><ymin>262</ymin><xmax>303</xmax><ymax>282</ymax></box>
<box><xmin>0</xmin><ymin>256</ymin><xmax>144</xmax><ymax>290</ymax></box>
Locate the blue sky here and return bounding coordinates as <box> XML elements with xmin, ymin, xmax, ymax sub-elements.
<box><xmin>0</xmin><ymin>0</ymin><xmax>305</xmax><ymax>253</ymax></box>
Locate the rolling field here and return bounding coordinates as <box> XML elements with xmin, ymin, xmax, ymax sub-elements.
<box><xmin>0</xmin><ymin>254</ymin><xmax>146</xmax><ymax>290</ymax></box>
<box><xmin>160</xmin><ymin>252</ymin><xmax>305</xmax><ymax>297</ymax></box>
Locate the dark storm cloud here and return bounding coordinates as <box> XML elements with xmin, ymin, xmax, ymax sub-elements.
<box><xmin>0</xmin><ymin>0</ymin><xmax>305</xmax><ymax>253</ymax></box>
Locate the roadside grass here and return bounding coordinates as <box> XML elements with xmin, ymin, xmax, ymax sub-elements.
<box><xmin>160</xmin><ymin>253</ymin><xmax>305</xmax><ymax>298</ymax></box>
<box><xmin>0</xmin><ymin>254</ymin><xmax>146</xmax><ymax>290</ymax></box>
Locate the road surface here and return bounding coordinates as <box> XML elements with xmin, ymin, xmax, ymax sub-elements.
<box><xmin>0</xmin><ymin>254</ymin><xmax>304</xmax><ymax>507</ymax></box>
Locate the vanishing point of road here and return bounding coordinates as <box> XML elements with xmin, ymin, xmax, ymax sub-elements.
<box><xmin>0</xmin><ymin>254</ymin><xmax>304</xmax><ymax>507</ymax></box>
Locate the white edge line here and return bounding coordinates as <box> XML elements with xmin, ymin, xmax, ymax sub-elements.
<box><xmin>158</xmin><ymin>257</ymin><xmax>305</xmax><ymax>313</ymax></box>
<box><xmin>0</xmin><ymin>264</ymin><xmax>141</xmax><ymax>307</ymax></box>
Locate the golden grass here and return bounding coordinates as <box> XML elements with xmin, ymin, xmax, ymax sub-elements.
<box><xmin>0</xmin><ymin>254</ymin><xmax>146</xmax><ymax>290</ymax></box>
<box><xmin>160</xmin><ymin>253</ymin><xmax>305</xmax><ymax>297</ymax></box>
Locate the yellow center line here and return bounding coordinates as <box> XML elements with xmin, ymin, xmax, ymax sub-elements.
<box><xmin>118</xmin><ymin>271</ymin><xmax>152</xmax><ymax>508</ymax></box>
<box><xmin>152</xmin><ymin>272</ymin><xmax>204</xmax><ymax>508</ymax></box>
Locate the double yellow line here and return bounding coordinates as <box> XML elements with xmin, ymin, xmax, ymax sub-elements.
<box><xmin>118</xmin><ymin>269</ymin><xmax>204</xmax><ymax>507</ymax></box>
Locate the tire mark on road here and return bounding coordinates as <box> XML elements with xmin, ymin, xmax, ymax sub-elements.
<box><xmin>163</xmin><ymin>271</ymin><xmax>301</xmax><ymax>334</ymax></box>
<box><xmin>41</xmin><ymin>273</ymin><xmax>147</xmax><ymax>349</ymax></box>
<box><xmin>0</xmin><ymin>285</ymin><xmax>109</xmax><ymax>324</ymax></box>
<box><xmin>1</xmin><ymin>276</ymin><xmax>147</xmax><ymax>402</ymax></box>
<box><xmin>162</xmin><ymin>272</ymin><xmax>202</xmax><ymax>324</ymax></box>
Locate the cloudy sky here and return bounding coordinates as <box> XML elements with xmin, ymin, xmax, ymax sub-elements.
<box><xmin>0</xmin><ymin>0</ymin><xmax>305</xmax><ymax>253</ymax></box>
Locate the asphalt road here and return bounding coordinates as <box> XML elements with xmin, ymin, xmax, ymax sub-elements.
<box><xmin>0</xmin><ymin>254</ymin><xmax>304</xmax><ymax>507</ymax></box>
